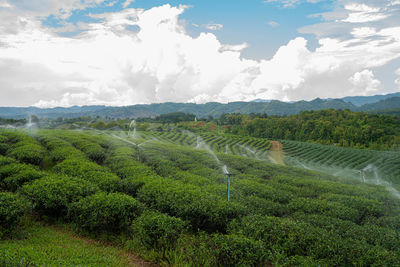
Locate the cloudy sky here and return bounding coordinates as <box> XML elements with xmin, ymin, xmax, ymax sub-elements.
<box><xmin>0</xmin><ymin>0</ymin><xmax>399</xmax><ymax>107</ymax></box>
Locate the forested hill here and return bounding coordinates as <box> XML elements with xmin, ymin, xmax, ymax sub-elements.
<box><xmin>222</xmin><ymin>109</ymin><xmax>400</xmax><ymax>150</ymax></box>
<box><xmin>0</xmin><ymin>95</ymin><xmax>399</xmax><ymax>119</ymax></box>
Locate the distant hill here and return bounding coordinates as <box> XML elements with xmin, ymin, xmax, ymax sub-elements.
<box><xmin>359</xmin><ymin>97</ymin><xmax>400</xmax><ymax>112</ymax></box>
<box><xmin>339</xmin><ymin>92</ymin><xmax>400</xmax><ymax>106</ymax></box>
<box><xmin>0</xmin><ymin>93</ymin><xmax>399</xmax><ymax>119</ymax></box>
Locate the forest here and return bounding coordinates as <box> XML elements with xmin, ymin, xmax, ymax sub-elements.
<box><xmin>221</xmin><ymin>109</ymin><xmax>400</xmax><ymax>150</ymax></box>
<box><xmin>1</xmin><ymin>123</ymin><xmax>400</xmax><ymax>266</ymax></box>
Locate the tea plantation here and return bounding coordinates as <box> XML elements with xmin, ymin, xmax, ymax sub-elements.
<box><xmin>1</xmin><ymin>129</ymin><xmax>399</xmax><ymax>266</ymax></box>
<box><xmin>282</xmin><ymin>140</ymin><xmax>400</xmax><ymax>186</ymax></box>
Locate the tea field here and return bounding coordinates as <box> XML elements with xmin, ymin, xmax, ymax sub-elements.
<box><xmin>282</xmin><ymin>140</ymin><xmax>400</xmax><ymax>186</ymax></box>
<box><xmin>1</xmin><ymin>128</ymin><xmax>400</xmax><ymax>266</ymax></box>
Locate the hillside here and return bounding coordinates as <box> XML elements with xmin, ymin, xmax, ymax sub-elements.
<box><xmin>1</xmin><ymin>128</ymin><xmax>399</xmax><ymax>266</ymax></box>
<box><xmin>340</xmin><ymin>92</ymin><xmax>400</xmax><ymax>106</ymax></box>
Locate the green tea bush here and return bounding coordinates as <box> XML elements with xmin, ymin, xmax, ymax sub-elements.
<box><xmin>0</xmin><ymin>155</ymin><xmax>17</xmax><ymax>167</ymax></box>
<box><xmin>177</xmin><ymin>233</ymin><xmax>266</xmax><ymax>267</ymax></box>
<box><xmin>7</xmin><ymin>144</ymin><xmax>45</xmax><ymax>166</ymax></box>
<box><xmin>21</xmin><ymin>176</ymin><xmax>99</xmax><ymax>216</ymax></box>
<box><xmin>137</xmin><ymin>179</ymin><xmax>246</xmax><ymax>232</ymax></box>
<box><xmin>53</xmin><ymin>158</ymin><xmax>123</xmax><ymax>192</ymax></box>
<box><xmin>0</xmin><ymin>192</ymin><xmax>31</xmax><ymax>238</ymax></box>
<box><xmin>287</xmin><ymin>197</ymin><xmax>360</xmax><ymax>222</ymax></box>
<box><xmin>228</xmin><ymin>215</ymin><xmax>400</xmax><ymax>266</ymax></box>
<box><xmin>68</xmin><ymin>192</ymin><xmax>143</xmax><ymax>233</ymax></box>
<box><xmin>0</xmin><ymin>143</ymin><xmax>8</xmax><ymax>154</ymax></box>
<box><xmin>78</xmin><ymin>142</ymin><xmax>106</xmax><ymax>164</ymax></box>
<box><xmin>132</xmin><ymin>210</ymin><xmax>188</xmax><ymax>250</ymax></box>
<box><xmin>0</xmin><ymin>163</ymin><xmax>30</xmax><ymax>183</ymax></box>
<box><xmin>319</xmin><ymin>193</ymin><xmax>385</xmax><ymax>221</ymax></box>
<box><xmin>3</xmin><ymin>167</ymin><xmax>45</xmax><ymax>192</ymax></box>
<box><xmin>206</xmin><ymin>234</ymin><xmax>265</xmax><ymax>267</ymax></box>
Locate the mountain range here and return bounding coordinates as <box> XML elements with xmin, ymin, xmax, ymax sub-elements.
<box><xmin>0</xmin><ymin>93</ymin><xmax>399</xmax><ymax>119</ymax></box>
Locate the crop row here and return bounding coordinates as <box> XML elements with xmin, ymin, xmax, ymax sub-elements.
<box><xmin>1</xmin><ymin>129</ymin><xmax>400</xmax><ymax>266</ymax></box>
<box><xmin>147</xmin><ymin>129</ymin><xmax>271</xmax><ymax>161</ymax></box>
<box><xmin>282</xmin><ymin>140</ymin><xmax>400</xmax><ymax>185</ymax></box>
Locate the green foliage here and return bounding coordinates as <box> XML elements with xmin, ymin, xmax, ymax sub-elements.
<box><xmin>176</xmin><ymin>233</ymin><xmax>266</xmax><ymax>266</ymax></box>
<box><xmin>0</xmin><ymin>155</ymin><xmax>17</xmax><ymax>166</ymax></box>
<box><xmin>7</xmin><ymin>143</ymin><xmax>46</xmax><ymax>166</ymax></box>
<box><xmin>206</xmin><ymin>234</ymin><xmax>266</xmax><ymax>267</ymax></box>
<box><xmin>0</xmin><ymin>221</ymin><xmax>140</xmax><ymax>266</ymax></box>
<box><xmin>21</xmin><ymin>176</ymin><xmax>99</xmax><ymax>216</ymax></box>
<box><xmin>0</xmin><ymin>192</ymin><xmax>31</xmax><ymax>238</ymax></box>
<box><xmin>224</xmin><ymin>109</ymin><xmax>400</xmax><ymax>150</ymax></box>
<box><xmin>3</xmin><ymin>167</ymin><xmax>45</xmax><ymax>192</ymax></box>
<box><xmin>132</xmin><ymin>210</ymin><xmax>188</xmax><ymax>250</ymax></box>
<box><xmin>137</xmin><ymin>179</ymin><xmax>246</xmax><ymax>233</ymax></box>
<box><xmin>228</xmin><ymin>215</ymin><xmax>400</xmax><ymax>266</ymax></box>
<box><xmin>52</xmin><ymin>158</ymin><xmax>122</xmax><ymax>192</ymax></box>
<box><xmin>283</xmin><ymin>139</ymin><xmax>400</xmax><ymax>185</ymax></box>
<box><xmin>2</xmin><ymin>129</ymin><xmax>398</xmax><ymax>266</ymax></box>
<box><xmin>68</xmin><ymin>192</ymin><xmax>143</xmax><ymax>233</ymax></box>
<box><xmin>0</xmin><ymin>249</ymin><xmax>36</xmax><ymax>267</ymax></box>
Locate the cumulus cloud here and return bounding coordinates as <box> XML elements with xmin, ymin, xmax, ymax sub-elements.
<box><xmin>349</xmin><ymin>70</ymin><xmax>383</xmax><ymax>93</ymax></box>
<box><xmin>0</xmin><ymin>2</ymin><xmax>399</xmax><ymax>107</ymax></box>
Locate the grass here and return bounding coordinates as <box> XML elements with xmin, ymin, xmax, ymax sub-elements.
<box><xmin>0</xmin><ymin>220</ymin><xmax>149</xmax><ymax>267</ymax></box>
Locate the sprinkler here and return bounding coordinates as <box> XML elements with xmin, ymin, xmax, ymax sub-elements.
<box><xmin>225</xmin><ymin>172</ymin><xmax>232</xmax><ymax>202</ymax></box>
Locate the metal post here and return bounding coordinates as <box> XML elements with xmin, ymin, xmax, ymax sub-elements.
<box><xmin>226</xmin><ymin>173</ymin><xmax>231</xmax><ymax>202</ymax></box>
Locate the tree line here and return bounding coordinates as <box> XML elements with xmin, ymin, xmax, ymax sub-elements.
<box><xmin>219</xmin><ymin>109</ymin><xmax>400</xmax><ymax>150</ymax></box>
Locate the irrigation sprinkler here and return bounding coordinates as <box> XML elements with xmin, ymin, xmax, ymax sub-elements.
<box><xmin>225</xmin><ymin>172</ymin><xmax>232</xmax><ymax>202</ymax></box>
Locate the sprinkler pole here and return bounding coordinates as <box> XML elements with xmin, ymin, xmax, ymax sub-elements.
<box><xmin>226</xmin><ymin>172</ymin><xmax>231</xmax><ymax>202</ymax></box>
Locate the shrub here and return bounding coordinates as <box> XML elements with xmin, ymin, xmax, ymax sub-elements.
<box><xmin>132</xmin><ymin>211</ymin><xmax>188</xmax><ymax>250</ymax></box>
<box><xmin>21</xmin><ymin>176</ymin><xmax>99</xmax><ymax>216</ymax></box>
<box><xmin>0</xmin><ymin>163</ymin><xmax>30</xmax><ymax>180</ymax></box>
<box><xmin>7</xmin><ymin>144</ymin><xmax>46</xmax><ymax>166</ymax></box>
<box><xmin>49</xmin><ymin>146</ymin><xmax>86</xmax><ymax>162</ymax></box>
<box><xmin>3</xmin><ymin>167</ymin><xmax>45</xmax><ymax>192</ymax></box>
<box><xmin>177</xmin><ymin>233</ymin><xmax>266</xmax><ymax>267</ymax></box>
<box><xmin>137</xmin><ymin>179</ymin><xmax>246</xmax><ymax>232</ymax></box>
<box><xmin>0</xmin><ymin>155</ymin><xmax>17</xmax><ymax>166</ymax></box>
<box><xmin>0</xmin><ymin>192</ymin><xmax>31</xmax><ymax>238</ymax></box>
<box><xmin>207</xmin><ymin>234</ymin><xmax>266</xmax><ymax>267</ymax></box>
<box><xmin>52</xmin><ymin>159</ymin><xmax>122</xmax><ymax>192</ymax></box>
<box><xmin>68</xmin><ymin>192</ymin><xmax>143</xmax><ymax>233</ymax></box>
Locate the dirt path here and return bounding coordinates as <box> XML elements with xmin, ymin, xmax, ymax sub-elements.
<box><xmin>269</xmin><ymin>141</ymin><xmax>285</xmax><ymax>165</ymax></box>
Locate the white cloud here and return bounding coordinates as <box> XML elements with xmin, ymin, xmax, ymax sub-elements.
<box><xmin>264</xmin><ymin>0</ymin><xmax>323</xmax><ymax>8</ymax></box>
<box><xmin>0</xmin><ymin>3</ymin><xmax>399</xmax><ymax>107</ymax></box>
<box><xmin>122</xmin><ymin>0</ymin><xmax>134</xmax><ymax>8</ymax></box>
<box><xmin>268</xmin><ymin>21</ymin><xmax>279</xmax><ymax>27</ymax></box>
<box><xmin>220</xmin><ymin>43</ymin><xmax>249</xmax><ymax>52</ymax></box>
<box><xmin>349</xmin><ymin>70</ymin><xmax>383</xmax><ymax>94</ymax></box>
<box><xmin>342</xmin><ymin>3</ymin><xmax>389</xmax><ymax>23</ymax></box>
<box><xmin>0</xmin><ymin>1</ymin><xmax>12</xmax><ymax>8</ymax></box>
<box><xmin>204</xmin><ymin>23</ymin><xmax>223</xmax><ymax>31</ymax></box>
<box><xmin>395</xmin><ymin>68</ymin><xmax>400</xmax><ymax>88</ymax></box>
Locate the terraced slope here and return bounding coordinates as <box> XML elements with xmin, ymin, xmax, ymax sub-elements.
<box><xmin>282</xmin><ymin>140</ymin><xmax>400</xmax><ymax>185</ymax></box>
<box><xmin>145</xmin><ymin>130</ymin><xmax>271</xmax><ymax>160</ymax></box>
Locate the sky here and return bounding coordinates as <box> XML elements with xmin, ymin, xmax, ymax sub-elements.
<box><xmin>0</xmin><ymin>0</ymin><xmax>399</xmax><ymax>107</ymax></box>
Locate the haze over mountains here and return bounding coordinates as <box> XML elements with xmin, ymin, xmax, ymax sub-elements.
<box><xmin>1</xmin><ymin>93</ymin><xmax>399</xmax><ymax>119</ymax></box>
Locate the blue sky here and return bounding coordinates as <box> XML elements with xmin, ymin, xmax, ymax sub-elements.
<box><xmin>44</xmin><ymin>0</ymin><xmax>332</xmax><ymax>58</ymax></box>
<box><xmin>0</xmin><ymin>0</ymin><xmax>399</xmax><ymax>107</ymax></box>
